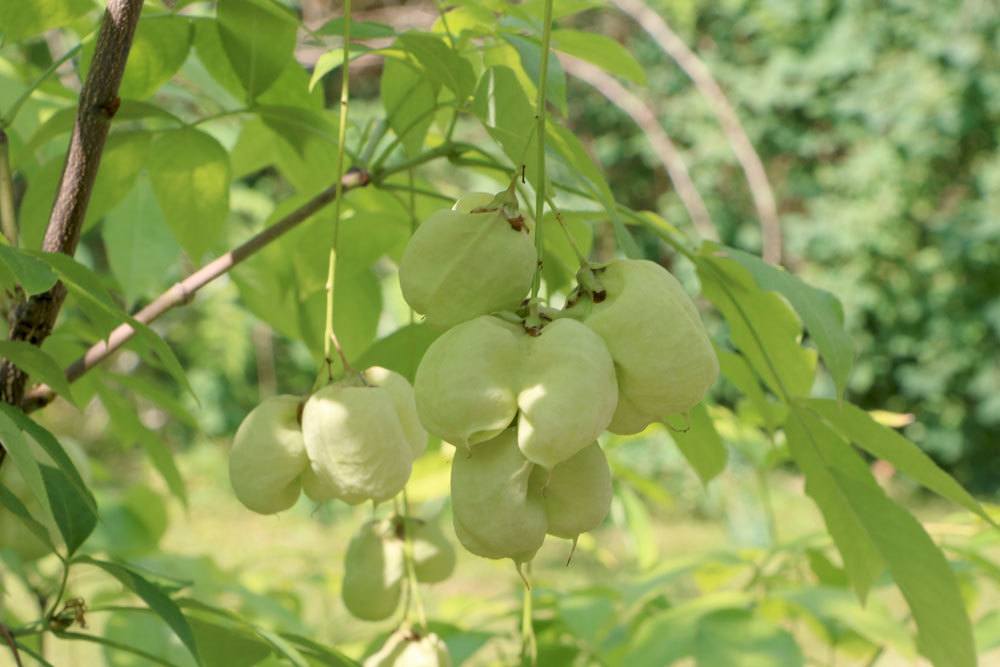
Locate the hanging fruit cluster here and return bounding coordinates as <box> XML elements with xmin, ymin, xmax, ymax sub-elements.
<box><xmin>224</xmin><ymin>184</ymin><xmax>717</xmax><ymax>665</ymax></box>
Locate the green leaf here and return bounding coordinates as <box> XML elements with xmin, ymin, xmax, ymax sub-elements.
<box><xmin>540</xmin><ymin>211</ymin><xmax>595</xmax><ymax>292</ymax></box>
<box><xmin>697</xmin><ymin>254</ymin><xmax>816</xmax><ymax>399</ymax></box>
<box><xmin>0</xmin><ymin>404</ymin><xmax>94</xmax><ymax>511</ymax></box>
<box><xmin>148</xmin><ymin>128</ymin><xmax>230</xmax><ymax>259</ymax></box>
<box><xmin>0</xmin><ymin>245</ymin><xmax>58</xmax><ymax>295</ymax></box>
<box><xmin>216</xmin><ymin>0</ymin><xmax>298</xmax><ymax>100</ymax></box>
<box><xmin>354</xmin><ymin>323</ymin><xmax>442</xmax><ymax>382</ymax></box>
<box><xmin>76</xmin><ymin>556</ymin><xmax>201</xmax><ymax>665</ymax></box>
<box><xmin>831</xmin><ymin>468</ymin><xmax>976</xmax><ymax>667</ymax></box>
<box><xmin>380</xmin><ymin>57</ymin><xmax>439</xmax><ymax>158</ymax></box>
<box><xmin>111</xmin><ymin>373</ymin><xmax>198</xmax><ymax>430</ymax></box>
<box><xmin>33</xmin><ymin>252</ymin><xmax>195</xmax><ymax>401</ymax></box>
<box><xmin>694</xmin><ymin>609</ymin><xmax>803</xmax><ymax>667</ymax></box>
<box><xmin>99</xmin><ymin>386</ymin><xmax>187</xmax><ymax>507</ymax></box>
<box><xmin>667</xmin><ymin>403</ymin><xmax>728</xmax><ymax>485</ymax></box>
<box><xmin>0</xmin><ymin>0</ymin><xmax>93</xmax><ymax>41</ymax></box>
<box><xmin>0</xmin><ymin>483</ymin><xmax>55</xmax><ymax>554</ymax></box>
<box><xmin>0</xmin><ymin>340</ymin><xmax>76</xmax><ymax>406</ymax></box>
<box><xmin>784</xmin><ymin>406</ymin><xmax>883</xmax><ymax>600</ymax></box>
<box><xmin>553</xmin><ymin>29</ymin><xmax>646</xmax><ymax>84</ymax></box>
<box><xmin>86</xmin><ymin>131</ymin><xmax>154</xmax><ymax>230</ymax></box>
<box><xmin>104</xmin><ymin>174</ymin><xmax>182</xmax><ymax>307</ymax></box>
<box><xmin>503</xmin><ymin>33</ymin><xmax>568</xmax><ymax>115</ymax></box>
<box><xmin>472</xmin><ymin>65</ymin><xmax>539</xmax><ymax>182</ymax></box>
<box><xmin>726</xmin><ymin>248</ymin><xmax>854</xmax><ymax>397</ymax></box>
<box><xmin>547</xmin><ymin>122</ymin><xmax>640</xmax><ymax>257</ymax></box>
<box><xmin>397</xmin><ymin>32</ymin><xmax>476</xmax><ymax>102</ymax></box>
<box><xmin>619</xmin><ymin>485</ymin><xmax>657</xmax><ymax>569</ymax></box>
<box><xmin>256</xmin><ymin>105</ymin><xmax>337</xmax><ymax>156</ymax></box>
<box><xmin>0</xmin><ymin>409</ymin><xmax>47</xmax><ymax>512</ymax></box>
<box><xmin>715</xmin><ymin>346</ymin><xmax>784</xmax><ymax>433</ymax></box>
<box><xmin>119</xmin><ymin>14</ymin><xmax>192</xmax><ymax>99</ymax></box>
<box><xmin>803</xmin><ymin>398</ymin><xmax>992</xmax><ymax>523</ymax></box>
<box><xmin>308</xmin><ymin>44</ymin><xmax>371</xmax><ymax>92</ymax></box>
<box><xmin>40</xmin><ymin>464</ymin><xmax>96</xmax><ymax>555</ymax></box>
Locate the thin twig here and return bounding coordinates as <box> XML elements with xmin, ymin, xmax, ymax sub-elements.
<box><xmin>0</xmin><ymin>0</ymin><xmax>144</xmax><ymax>466</ymax></box>
<box><xmin>559</xmin><ymin>55</ymin><xmax>717</xmax><ymax>243</ymax></box>
<box><xmin>0</xmin><ymin>623</ymin><xmax>25</xmax><ymax>667</ymax></box>
<box><xmin>22</xmin><ymin>170</ymin><xmax>371</xmax><ymax>412</ymax></box>
<box><xmin>611</xmin><ymin>0</ymin><xmax>782</xmax><ymax>263</ymax></box>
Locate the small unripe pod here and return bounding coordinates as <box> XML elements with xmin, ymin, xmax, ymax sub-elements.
<box><xmin>398</xmin><ymin>190</ymin><xmax>536</xmax><ymax>328</ymax></box>
<box><xmin>450</xmin><ymin>429</ymin><xmax>546</xmax><ymax>562</ymax></box>
<box><xmin>228</xmin><ymin>395</ymin><xmax>308</xmax><ymax>514</ymax></box>
<box><xmin>364</xmin><ymin>629</ymin><xmax>451</xmax><ymax>667</ymax></box>
<box><xmin>302</xmin><ymin>367</ymin><xmax>423</xmax><ymax>505</ymax></box>
<box><xmin>573</xmin><ymin>259</ymin><xmax>718</xmax><ymax>434</ymax></box>
<box><xmin>405</xmin><ymin>518</ymin><xmax>456</xmax><ymax>584</ymax></box>
<box><xmin>534</xmin><ymin>442</ymin><xmax>613</xmax><ymax>539</ymax></box>
<box><xmin>342</xmin><ymin>520</ymin><xmax>405</xmax><ymax>621</ymax></box>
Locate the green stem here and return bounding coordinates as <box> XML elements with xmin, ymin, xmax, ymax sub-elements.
<box><xmin>530</xmin><ymin>0</ymin><xmax>555</xmax><ymax>303</ymax></box>
<box><xmin>369</xmin><ymin>100</ymin><xmax>452</xmax><ymax>173</ymax></box>
<box><xmin>189</xmin><ymin>107</ymin><xmax>250</xmax><ymax>127</ymax></box>
<box><xmin>1</xmin><ymin>42</ymin><xmax>86</xmax><ymax>128</ymax></box>
<box><xmin>755</xmin><ymin>466</ymin><xmax>779</xmax><ymax>546</ymax></box>
<box><xmin>43</xmin><ymin>561</ymin><xmax>71</xmax><ymax>625</ymax></box>
<box><xmin>0</xmin><ymin>131</ymin><xmax>17</xmax><ymax>245</ymax></box>
<box><xmin>322</xmin><ymin>0</ymin><xmax>354</xmax><ymax>381</ymax></box>
<box><xmin>378</xmin><ymin>182</ymin><xmax>453</xmax><ymax>203</ymax></box>
<box><xmin>520</xmin><ymin>561</ymin><xmax>537</xmax><ymax>666</ymax></box>
<box><xmin>400</xmin><ymin>490</ymin><xmax>427</xmax><ymax>630</ymax></box>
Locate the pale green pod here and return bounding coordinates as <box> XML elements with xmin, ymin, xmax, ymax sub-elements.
<box><xmin>578</xmin><ymin>259</ymin><xmax>719</xmax><ymax>434</ymax></box>
<box><xmin>228</xmin><ymin>395</ymin><xmax>307</xmax><ymax>514</ymax></box>
<box><xmin>406</xmin><ymin>518</ymin><xmax>456</xmax><ymax>584</ymax></box>
<box><xmin>534</xmin><ymin>442</ymin><xmax>613</xmax><ymax>539</ymax></box>
<box><xmin>302</xmin><ymin>369</ymin><xmax>415</xmax><ymax>505</ymax></box>
<box><xmin>413</xmin><ymin>316</ymin><xmax>521</xmax><ymax>449</ymax></box>
<box><xmin>342</xmin><ymin>520</ymin><xmax>405</xmax><ymax>621</ymax></box>
<box><xmin>364</xmin><ymin>630</ymin><xmax>451</xmax><ymax>667</ymax></box>
<box><xmin>516</xmin><ymin>318</ymin><xmax>618</xmax><ymax>468</ymax></box>
<box><xmin>398</xmin><ymin>193</ymin><xmax>536</xmax><ymax>328</ymax></box>
<box><xmin>364</xmin><ymin>367</ymin><xmax>428</xmax><ymax>459</ymax></box>
<box><xmin>0</xmin><ymin>438</ymin><xmax>89</xmax><ymax>561</ymax></box>
<box><xmin>450</xmin><ymin>429</ymin><xmax>546</xmax><ymax>561</ymax></box>
<box><xmin>451</xmin><ymin>191</ymin><xmax>495</xmax><ymax>213</ymax></box>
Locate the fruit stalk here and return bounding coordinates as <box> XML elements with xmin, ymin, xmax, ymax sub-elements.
<box><xmin>527</xmin><ymin>0</ymin><xmax>555</xmax><ymax>328</ymax></box>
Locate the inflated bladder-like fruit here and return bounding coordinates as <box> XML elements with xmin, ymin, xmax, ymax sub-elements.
<box><xmin>573</xmin><ymin>259</ymin><xmax>718</xmax><ymax>434</ymax></box>
<box><xmin>342</xmin><ymin>520</ymin><xmax>405</xmax><ymax>621</ymax></box>
<box><xmin>228</xmin><ymin>395</ymin><xmax>308</xmax><ymax>514</ymax></box>
<box><xmin>398</xmin><ymin>189</ymin><xmax>536</xmax><ymax>328</ymax></box>
<box><xmin>364</xmin><ymin>629</ymin><xmax>451</xmax><ymax>667</ymax></box>
<box><xmin>0</xmin><ymin>438</ymin><xmax>89</xmax><ymax>561</ymax></box>
<box><xmin>450</xmin><ymin>429</ymin><xmax>546</xmax><ymax>561</ymax></box>
<box><xmin>405</xmin><ymin>518</ymin><xmax>456</xmax><ymax>584</ymax></box>
<box><xmin>533</xmin><ymin>442</ymin><xmax>613</xmax><ymax>539</ymax></box>
<box><xmin>302</xmin><ymin>367</ymin><xmax>424</xmax><ymax>505</ymax></box>
<box><xmin>415</xmin><ymin>316</ymin><xmax>617</xmax><ymax>468</ymax></box>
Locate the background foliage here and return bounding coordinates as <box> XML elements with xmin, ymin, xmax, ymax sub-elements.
<box><xmin>0</xmin><ymin>1</ymin><xmax>997</xmax><ymax>666</ymax></box>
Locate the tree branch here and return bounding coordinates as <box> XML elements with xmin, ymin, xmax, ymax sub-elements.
<box><xmin>611</xmin><ymin>0</ymin><xmax>783</xmax><ymax>264</ymax></box>
<box><xmin>559</xmin><ymin>54</ymin><xmax>717</xmax><ymax>244</ymax></box>
<box><xmin>22</xmin><ymin>169</ymin><xmax>372</xmax><ymax>412</ymax></box>
<box><xmin>0</xmin><ymin>0</ymin><xmax>144</xmax><ymax>464</ymax></box>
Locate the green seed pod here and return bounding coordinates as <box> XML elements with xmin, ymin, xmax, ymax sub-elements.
<box><xmin>405</xmin><ymin>518</ymin><xmax>456</xmax><ymax>584</ymax></box>
<box><xmin>364</xmin><ymin>629</ymin><xmax>452</xmax><ymax>667</ymax></box>
<box><xmin>228</xmin><ymin>395</ymin><xmax>308</xmax><ymax>514</ymax></box>
<box><xmin>342</xmin><ymin>520</ymin><xmax>405</xmax><ymax>621</ymax></box>
<box><xmin>413</xmin><ymin>316</ymin><xmax>521</xmax><ymax>450</ymax></box>
<box><xmin>415</xmin><ymin>316</ymin><xmax>617</xmax><ymax>468</ymax></box>
<box><xmin>0</xmin><ymin>438</ymin><xmax>89</xmax><ymax>561</ymax></box>
<box><xmin>450</xmin><ymin>429</ymin><xmax>546</xmax><ymax>561</ymax></box>
<box><xmin>515</xmin><ymin>318</ymin><xmax>618</xmax><ymax>468</ymax></box>
<box><xmin>534</xmin><ymin>442</ymin><xmax>613</xmax><ymax>539</ymax></box>
<box><xmin>575</xmin><ymin>259</ymin><xmax>719</xmax><ymax>434</ymax></box>
<box><xmin>302</xmin><ymin>367</ymin><xmax>416</xmax><ymax>505</ymax></box>
<box><xmin>364</xmin><ymin>367</ymin><xmax>428</xmax><ymax>460</ymax></box>
<box><xmin>398</xmin><ymin>190</ymin><xmax>536</xmax><ymax>328</ymax></box>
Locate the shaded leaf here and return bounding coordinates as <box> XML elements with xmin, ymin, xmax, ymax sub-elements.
<box><xmin>694</xmin><ymin>609</ymin><xmax>803</xmax><ymax>667</ymax></box>
<box><xmin>0</xmin><ymin>246</ymin><xmax>58</xmax><ymax>295</ymax></box>
<box><xmin>667</xmin><ymin>403</ymin><xmax>728</xmax><ymax>485</ymax></box>
<box><xmin>553</xmin><ymin>29</ymin><xmax>646</xmax><ymax>84</ymax></box>
<box><xmin>40</xmin><ymin>463</ymin><xmax>96</xmax><ymax>555</ymax></box>
<box><xmin>0</xmin><ymin>340</ymin><xmax>76</xmax><ymax>407</ymax></box>
<box><xmin>216</xmin><ymin>0</ymin><xmax>297</xmax><ymax>100</ymax></box>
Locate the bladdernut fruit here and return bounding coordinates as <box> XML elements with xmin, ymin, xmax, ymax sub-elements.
<box><xmin>572</xmin><ymin>259</ymin><xmax>718</xmax><ymax>434</ymax></box>
<box><xmin>342</xmin><ymin>520</ymin><xmax>405</xmax><ymax>621</ymax></box>
<box><xmin>533</xmin><ymin>442</ymin><xmax>613</xmax><ymax>540</ymax></box>
<box><xmin>398</xmin><ymin>189</ymin><xmax>536</xmax><ymax>328</ymax></box>
<box><xmin>402</xmin><ymin>517</ymin><xmax>456</xmax><ymax>584</ymax></box>
<box><xmin>302</xmin><ymin>367</ymin><xmax>425</xmax><ymax>505</ymax></box>
<box><xmin>450</xmin><ymin>429</ymin><xmax>546</xmax><ymax>562</ymax></box>
<box><xmin>228</xmin><ymin>395</ymin><xmax>308</xmax><ymax>514</ymax></box>
<box><xmin>414</xmin><ymin>316</ymin><xmax>617</xmax><ymax>468</ymax></box>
